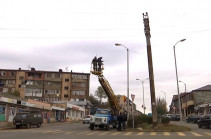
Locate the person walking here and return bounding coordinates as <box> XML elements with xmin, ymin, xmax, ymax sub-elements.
<box><xmin>92</xmin><ymin>56</ymin><xmax>97</xmax><ymax>71</ymax></box>
<box><xmin>117</xmin><ymin>112</ymin><xmax>123</xmax><ymax>131</ymax></box>
<box><xmin>122</xmin><ymin>111</ymin><xmax>127</xmax><ymax>130</ymax></box>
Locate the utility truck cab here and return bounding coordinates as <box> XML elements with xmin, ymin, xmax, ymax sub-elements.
<box><xmin>89</xmin><ymin>108</ymin><xmax>117</xmax><ymax>131</ymax></box>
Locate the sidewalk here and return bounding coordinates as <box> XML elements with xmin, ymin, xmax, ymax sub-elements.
<box><xmin>170</xmin><ymin>121</ymin><xmax>198</xmax><ymax>130</ymax></box>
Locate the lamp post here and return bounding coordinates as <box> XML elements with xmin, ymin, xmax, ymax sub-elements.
<box><xmin>173</xmin><ymin>38</ymin><xmax>186</xmax><ymax>121</ymax></box>
<box><xmin>115</xmin><ymin>43</ymin><xmax>129</xmax><ymax>119</ymax></box>
<box><xmin>179</xmin><ymin>80</ymin><xmax>187</xmax><ymax>93</ymax></box>
<box><xmin>136</xmin><ymin>78</ymin><xmax>149</xmax><ymax>114</ymax></box>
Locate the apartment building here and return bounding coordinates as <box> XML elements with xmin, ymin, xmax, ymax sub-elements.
<box><xmin>0</xmin><ymin>68</ymin><xmax>90</xmax><ymax>104</ymax></box>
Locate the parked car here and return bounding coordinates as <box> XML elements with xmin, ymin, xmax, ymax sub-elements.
<box><xmin>171</xmin><ymin>114</ymin><xmax>180</xmax><ymax>121</ymax></box>
<box><xmin>13</xmin><ymin>111</ymin><xmax>43</xmax><ymax>129</ymax></box>
<box><xmin>83</xmin><ymin>115</ymin><xmax>91</xmax><ymax>124</ymax></box>
<box><xmin>197</xmin><ymin>114</ymin><xmax>211</xmax><ymax>129</ymax></box>
<box><xmin>164</xmin><ymin>114</ymin><xmax>173</xmax><ymax>119</ymax></box>
<box><xmin>186</xmin><ymin>115</ymin><xmax>202</xmax><ymax>123</ymax></box>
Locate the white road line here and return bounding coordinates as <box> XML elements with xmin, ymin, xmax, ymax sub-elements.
<box><xmin>111</xmin><ymin>132</ymin><xmax>121</xmax><ymax>135</ymax></box>
<box><xmin>163</xmin><ymin>132</ymin><xmax>170</xmax><ymax>136</ymax></box>
<box><xmin>137</xmin><ymin>132</ymin><xmax>144</xmax><ymax>135</ymax></box>
<box><xmin>150</xmin><ymin>132</ymin><xmax>156</xmax><ymax>135</ymax></box>
<box><xmin>123</xmin><ymin>132</ymin><xmax>132</xmax><ymax>135</ymax></box>
<box><xmin>190</xmin><ymin>132</ymin><xmax>202</xmax><ymax>136</ymax></box>
<box><xmin>176</xmin><ymin>132</ymin><xmax>186</xmax><ymax>136</ymax></box>
<box><xmin>204</xmin><ymin>132</ymin><xmax>211</xmax><ymax>136</ymax></box>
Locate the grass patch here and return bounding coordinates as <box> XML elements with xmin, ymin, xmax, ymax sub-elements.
<box><xmin>127</xmin><ymin>123</ymin><xmax>191</xmax><ymax>132</ymax></box>
<box><xmin>139</xmin><ymin>123</ymin><xmax>191</xmax><ymax>132</ymax></box>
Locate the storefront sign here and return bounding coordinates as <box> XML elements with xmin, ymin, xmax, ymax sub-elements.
<box><xmin>0</xmin><ymin>97</ymin><xmax>17</xmax><ymax>104</ymax></box>
<box><xmin>72</xmin><ymin>106</ymin><xmax>79</xmax><ymax>110</ymax></box>
<box><xmin>51</xmin><ymin>106</ymin><xmax>65</xmax><ymax>111</ymax></box>
<box><xmin>21</xmin><ymin>101</ymin><xmax>28</xmax><ymax>106</ymax></box>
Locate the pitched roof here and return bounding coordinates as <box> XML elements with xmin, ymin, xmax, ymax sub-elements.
<box><xmin>192</xmin><ymin>85</ymin><xmax>211</xmax><ymax>91</ymax></box>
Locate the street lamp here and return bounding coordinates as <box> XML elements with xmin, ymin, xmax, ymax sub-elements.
<box><xmin>115</xmin><ymin>43</ymin><xmax>129</xmax><ymax>119</ymax></box>
<box><xmin>179</xmin><ymin>80</ymin><xmax>187</xmax><ymax>93</ymax></box>
<box><xmin>173</xmin><ymin>38</ymin><xmax>186</xmax><ymax>121</ymax></box>
<box><xmin>136</xmin><ymin>78</ymin><xmax>149</xmax><ymax>114</ymax></box>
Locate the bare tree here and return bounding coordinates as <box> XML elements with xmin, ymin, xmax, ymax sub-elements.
<box><xmin>95</xmin><ymin>86</ymin><xmax>107</xmax><ymax>104</ymax></box>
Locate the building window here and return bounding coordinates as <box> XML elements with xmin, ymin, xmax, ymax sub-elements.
<box><xmin>55</xmin><ymin>73</ymin><xmax>60</xmax><ymax>78</ymax></box>
<box><xmin>19</xmin><ymin>76</ymin><xmax>24</xmax><ymax>80</ymax></box>
<box><xmin>18</xmin><ymin>84</ymin><xmax>21</xmax><ymax>88</ymax></box>
<box><xmin>10</xmin><ymin>72</ymin><xmax>15</xmax><ymax>76</ymax></box>
<box><xmin>64</xmin><ymin>94</ymin><xmax>68</xmax><ymax>98</ymax></box>
<box><xmin>0</xmin><ymin>71</ymin><xmax>6</xmax><ymax>76</ymax></box>
<box><xmin>64</xmin><ymin>86</ymin><xmax>69</xmax><ymax>90</ymax></box>
<box><xmin>81</xmin><ymin>83</ymin><xmax>85</xmax><ymax>87</ymax></box>
<box><xmin>65</xmin><ymin>78</ymin><xmax>69</xmax><ymax>82</ymax></box>
<box><xmin>79</xmin><ymin>99</ymin><xmax>84</xmax><ymax>101</ymax></box>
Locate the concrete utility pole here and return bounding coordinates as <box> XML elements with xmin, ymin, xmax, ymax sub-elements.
<box><xmin>143</xmin><ymin>12</ymin><xmax>157</xmax><ymax>127</ymax></box>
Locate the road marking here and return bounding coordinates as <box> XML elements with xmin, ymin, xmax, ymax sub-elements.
<box><xmin>111</xmin><ymin>132</ymin><xmax>121</xmax><ymax>135</ymax></box>
<box><xmin>86</xmin><ymin>131</ymin><xmax>99</xmax><ymax>135</ymax></box>
<box><xmin>98</xmin><ymin>132</ymin><xmax>108</xmax><ymax>135</ymax></box>
<box><xmin>190</xmin><ymin>132</ymin><xmax>202</xmax><ymax>136</ymax></box>
<box><xmin>123</xmin><ymin>132</ymin><xmax>132</xmax><ymax>135</ymax></box>
<box><xmin>150</xmin><ymin>132</ymin><xmax>156</xmax><ymax>135</ymax></box>
<box><xmin>177</xmin><ymin>132</ymin><xmax>186</xmax><ymax>136</ymax></box>
<box><xmin>163</xmin><ymin>132</ymin><xmax>170</xmax><ymax>136</ymax></box>
<box><xmin>204</xmin><ymin>132</ymin><xmax>211</xmax><ymax>136</ymax></box>
<box><xmin>65</xmin><ymin>131</ymin><xmax>76</xmax><ymax>134</ymax></box>
<box><xmin>53</xmin><ymin>130</ymin><xmax>64</xmax><ymax>134</ymax></box>
<box><xmin>78</xmin><ymin>131</ymin><xmax>90</xmax><ymax>134</ymax></box>
<box><xmin>42</xmin><ymin>130</ymin><xmax>55</xmax><ymax>133</ymax></box>
<box><xmin>137</xmin><ymin>132</ymin><xmax>144</xmax><ymax>135</ymax></box>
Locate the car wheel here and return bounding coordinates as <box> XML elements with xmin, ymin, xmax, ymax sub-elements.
<box><xmin>37</xmin><ymin>123</ymin><xmax>41</xmax><ymax>128</ymax></box>
<box><xmin>198</xmin><ymin>124</ymin><xmax>201</xmax><ymax>128</ymax></box>
<box><xmin>106</xmin><ymin>125</ymin><xmax>109</xmax><ymax>131</ymax></box>
<box><xmin>90</xmin><ymin>124</ymin><xmax>94</xmax><ymax>130</ymax></box>
<box><xmin>209</xmin><ymin>124</ymin><xmax>211</xmax><ymax>129</ymax></box>
<box><xmin>26</xmin><ymin>123</ymin><xmax>31</xmax><ymax>129</ymax></box>
<box><xmin>83</xmin><ymin>122</ymin><xmax>85</xmax><ymax>124</ymax></box>
<box><xmin>16</xmin><ymin>125</ymin><xmax>20</xmax><ymax>129</ymax></box>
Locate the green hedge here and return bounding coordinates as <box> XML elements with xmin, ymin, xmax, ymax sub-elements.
<box><xmin>127</xmin><ymin>114</ymin><xmax>152</xmax><ymax>128</ymax></box>
<box><xmin>161</xmin><ymin>117</ymin><xmax>170</xmax><ymax>124</ymax></box>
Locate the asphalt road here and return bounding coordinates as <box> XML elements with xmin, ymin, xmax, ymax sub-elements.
<box><xmin>0</xmin><ymin>122</ymin><xmax>210</xmax><ymax>139</ymax></box>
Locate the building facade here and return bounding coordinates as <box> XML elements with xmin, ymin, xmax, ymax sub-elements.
<box><xmin>170</xmin><ymin>85</ymin><xmax>211</xmax><ymax>118</ymax></box>
<box><xmin>0</xmin><ymin>68</ymin><xmax>90</xmax><ymax>104</ymax></box>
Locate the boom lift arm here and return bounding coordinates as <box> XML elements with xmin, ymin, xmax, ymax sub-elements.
<box><xmin>90</xmin><ymin>57</ymin><xmax>120</xmax><ymax>116</ymax></box>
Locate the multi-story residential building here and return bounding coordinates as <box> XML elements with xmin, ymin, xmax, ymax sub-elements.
<box><xmin>0</xmin><ymin>68</ymin><xmax>90</xmax><ymax>105</ymax></box>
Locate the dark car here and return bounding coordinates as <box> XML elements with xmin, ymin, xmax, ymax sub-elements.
<box><xmin>186</xmin><ymin>115</ymin><xmax>202</xmax><ymax>123</ymax></box>
<box><xmin>171</xmin><ymin>114</ymin><xmax>180</xmax><ymax>121</ymax></box>
<box><xmin>197</xmin><ymin>115</ymin><xmax>211</xmax><ymax>129</ymax></box>
<box><xmin>13</xmin><ymin>111</ymin><xmax>43</xmax><ymax>129</ymax></box>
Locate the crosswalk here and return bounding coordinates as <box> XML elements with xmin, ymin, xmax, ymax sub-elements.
<box><xmin>0</xmin><ymin>129</ymin><xmax>211</xmax><ymax>137</ymax></box>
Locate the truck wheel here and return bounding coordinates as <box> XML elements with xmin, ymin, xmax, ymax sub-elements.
<box><xmin>26</xmin><ymin>123</ymin><xmax>31</xmax><ymax>129</ymax></box>
<box><xmin>90</xmin><ymin>124</ymin><xmax>94</xmax><ymax>130</ymax></box>
<box><xmin>16</xmin><ymin>125</ymin><xmax>20</xmax><ymax>129</ymax></box>
<box><xmin>198</xmin><ymin>124</ymin><xmax>201</xmax><ymax>128</ymax></box>
<box><xmin>106</xmin><ymin>125</ymin><xmax>109</xmax><ymax>131</ymax></box>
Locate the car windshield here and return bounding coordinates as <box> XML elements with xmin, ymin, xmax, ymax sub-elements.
<box><xmin>96</xmin><ymin>110</ymin><xmax>109</xmax><ymax>115</ymax></box>
<box><xmin>16</xmin><ymin>113</ymin><xmax>28</xmax><ymax>118</ymax></box>
<box><xmin>84</xmin><ymin>115</ymin><xmax>90</xmax><ymax>118</ymax></box>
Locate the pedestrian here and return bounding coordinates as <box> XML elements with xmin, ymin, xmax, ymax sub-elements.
<box><xmin>122</xmin><ymin>111</ymin><xmax>127</xmax><ymax>130</ymax></box>
<box><xmin>97</xmin><ymin>57</ymin><xmax>103</xmax><ymax>71</ymax></box>
<box><xmin>117</xmin><ymin>112</ymin><xmax>123</xmax><ymax>131</ymax></box>
<box><xmin>92</xmin><ymin>56</ymin><xmax>97</xmax><ymax>71</ymax></box>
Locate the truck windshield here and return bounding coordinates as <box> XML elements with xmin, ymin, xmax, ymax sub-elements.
<box><xmin>96</xmin><ymin>110</ymin><xmax>109</xmax><ymax>115</ymax></box>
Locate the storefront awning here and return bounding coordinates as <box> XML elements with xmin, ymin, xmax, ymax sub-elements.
<box><xmin>51</xmin><ymin>106</ymin><xmax>65</xmax><ymax>111</ymax></box>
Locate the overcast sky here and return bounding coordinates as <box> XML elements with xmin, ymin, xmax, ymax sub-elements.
<box><xmin>0</xmin><ymin>0</ymin><xmax>211</xmax><ymax>114</ymax></box>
